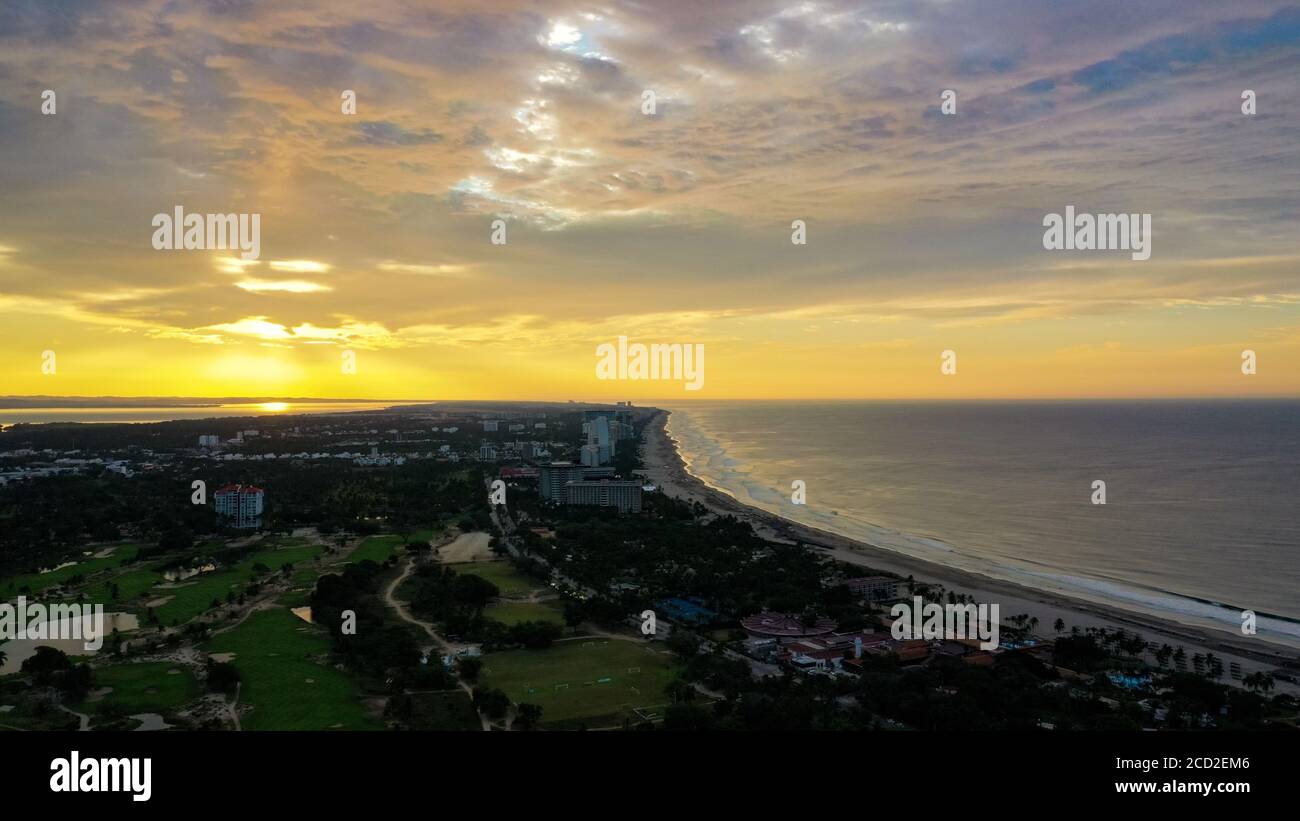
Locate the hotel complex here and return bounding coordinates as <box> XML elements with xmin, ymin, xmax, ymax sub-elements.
<box><xmin>213</xmin><ymin>484</ymin><xmax>265</xmax><ymax>529</ymax></box>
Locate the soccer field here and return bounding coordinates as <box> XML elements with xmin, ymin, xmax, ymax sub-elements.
<box><xmin>484</xmin><ymin>599</ymin><xmax>565</xmax><ymax>626</ymax></box>
<box><xmin>480</xmin><ymin>638</ymin><xmax>679</xmax><ymax>728</ymax></box>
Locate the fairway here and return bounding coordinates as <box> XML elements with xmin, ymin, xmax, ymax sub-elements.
<box><xmin>81</xmin><ymin>662</ymin><xmax>201</xmax><ymax>717</ymax></box>
<box><xmin>1</xmin><ymin>545</ymin><xmax>140</xmax><ymax>596</ymax></box>
<box><xmin>481</xmin><ymin>638</ymin><xmax>678</xmax><ymax>727</ymax></box>
<box><xmin>204</xmin><ymin>608</ymin><xmax>378</xmax><ymax>730</ymax></box>
<box><xmin>152</xmin><ymin>543</ymin><xmax>325</xmax><ymax>625</ymax></box>
<box><xmin>83</xmin><ymin>568</ymin><xmax>161</xmax><ymax>607</ymax></box>
<box><xmin>454</xmin><ymin>561</ymin><xmax>545</xmax><ymax>598</ymax></box>
<box><xmin>347</xmin><ymin>534</ymin><xmax>406</xmax><ymax>564</ymax></box>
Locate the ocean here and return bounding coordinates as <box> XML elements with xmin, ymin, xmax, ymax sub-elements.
<box><xmin>666</xmin><ymin>400</ymin><xmax>1300</xmax><ymax>648</ymax></box>
<box><xmin>0</xmin><ymin>402</ymin><xmax>407</xmax><ymax>426</ymax></box>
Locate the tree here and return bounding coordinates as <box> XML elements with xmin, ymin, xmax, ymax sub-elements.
<box><xmin>458</xmin><ymin>656</ymin><xmax>482</xmax><ymax>682</ymax></box>
<box><xmin>472</xmin><ymin>687</ymin><xmax>510</xmax><ymax>720</ymax></box>
<box><xmin>1155</xmin><ymin>644</ymin><xmax>1173</xmax><ymax>668</ymax></box>
<box><xmin>206</xmin><ymin>660</ymin><xmax>241</xmax><ymax>694</ymax></box>
<box><xmin>666</xmin><ymin>630</ymin><xmax>701</xmax><ymax>661</ymax></box>
<box><xmin>563</xmin><ymin>600</ymin><xmax>585</xmax><ymax>634</ymax></box>
<box><xmin>514</xmin><ymin>703</ymin><xmax>543</xmax><ymax>730</ymax></box>
<box><xmin>665</xmin><ymin>679</ymin><xmax>696</xmax><ymax>703</ymax></box>
<box><xmin>663</xmin><ymin>702</ymin><xmax>714</xmax><ymax>731</ymax></box>
<box><xmin>1053</xmin><ymin>618</ymin><xmax>1065</xmax><ymax>634</ymax></box>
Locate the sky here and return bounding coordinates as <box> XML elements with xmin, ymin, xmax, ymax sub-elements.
<box><xmin>0</xmin><ymin>0</ymin><xmax>1297</xmax><ymax>401</ymax></box>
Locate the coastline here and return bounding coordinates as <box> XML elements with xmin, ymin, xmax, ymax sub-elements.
<box><xmin>639</xmin><ymin>408</ymin><xmax>1299</xmax><ymax>687</ymax></box>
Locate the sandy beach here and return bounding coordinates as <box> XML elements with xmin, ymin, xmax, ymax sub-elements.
<box><xmin>638</xmin><ymin>409</ymin><xmax>1299</xmax><ymax>691</ymax></box>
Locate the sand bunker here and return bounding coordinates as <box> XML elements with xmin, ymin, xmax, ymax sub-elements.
<box><xmin>437</xmin><ymin>531</ymin><xmax>493</xmax><ymax>563</ymax></box>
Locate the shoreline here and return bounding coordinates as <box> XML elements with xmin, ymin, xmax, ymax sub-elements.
<box><xmin>638</xmin><ymin>408</ymin><xmax>1299</xmax><ymax>687</ymax></box>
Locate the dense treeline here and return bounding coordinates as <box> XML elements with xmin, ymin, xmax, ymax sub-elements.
<box><xmin>405</xmin><ymin>564</ymin><xmax>564</xmax><ymax>648</ymax></box>
<box><xmin>0</xmin><ymin>473</ymin><xmax>218</xmax><ymax>576</ymax></box>
<box><xmin>311</xmin><ymin>561</ymin><xmax>444</xmax><ymax>685</ymax></box>
<box><xmin>0</xmin><ymin>459</ymin><xmax>490</xmax><ymax>578</ymax></box>
<box><xmin>516</xmin><ymin>493</ymin><xmax>833</xmax><ymax>621</ymax></box>
<box><xmin>661</xmin><ymin>640</ymin><xmax>1286</xmax><ymax>731</ymax></box>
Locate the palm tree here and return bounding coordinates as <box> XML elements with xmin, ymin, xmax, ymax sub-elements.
<box><xmin>1053</xmin><ymin>618</ymin><xmax>1065</xmax><ymax>634</ymax></box>
<box><xmin>1205</xmin><ymin>653</ymin><xmax>1223</xmax><ymax>680</ymax></box>
<box><xmin>1155</xmin><ymin>644</ymin><xmax>1173</xmax><ymax>668</ymax></box>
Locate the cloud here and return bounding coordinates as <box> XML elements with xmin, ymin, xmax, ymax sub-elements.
<box><xmin>268</xmin><ymin>260</ymin><xmax>332</xmax><ymax>273</ymax></box>
<box><xmin>235</xmin><ymin>279</ymin><xmax>333</xmax><ymax>293</ymax></box>
<box><xmin>0</xmin><ymin>0</ymin><xmax>1296</xmax><ymax>397</ymax></box>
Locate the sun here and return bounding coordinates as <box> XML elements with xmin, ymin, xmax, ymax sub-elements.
<box><xmin>259</xmin><ymin>402</ymin><xmax>289</xmax><ymax>412</ymax></box>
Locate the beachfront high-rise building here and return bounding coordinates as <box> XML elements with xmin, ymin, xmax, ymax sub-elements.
<box><xmin>214</xmin><ymin>484</ymin><xmax>265</xmax><ymax>529</ymax></box>
<box><xmin>539</xmin><ymin>462</ymin><xmax>615</xmax><ymax>500</ymax></box>
<box><xmin>579</xmin><ymin>415</ymin><xmax>615</xmax><ymax>465</ymax></box>
<box><xmin>563</xmin><ymin>479</ymin><xmax>642</xmax><ymax>513</ymax></box>
<box><xmin>584</xmin><ymin>408</ymin><xmax>633</xmax><ymax>441</ymax></box>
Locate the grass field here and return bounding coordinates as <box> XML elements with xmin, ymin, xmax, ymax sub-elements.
<box><xmin>408</xmin><ymin>528</ymin><xmax>436</xmax><ymax>543</ymax></box>
<box><xmin>152</xmin><ymin>543</ymin><xmax>325</xmax><ymax>626</ymax></box>
<box><xmin>1</xmin><ymin>545</ymin><xmax>140</xmax><ymax>595</ymax></box>
<box><xmin>204</xmin><ymin>607</ymin><xmax>378</xmax><ymax>730</ymax></box>
<box><xmin>347</xmin><ymin>535</ymin><xmax>404</xmax><ymax>564</ymax></box>
<box><xmin>484</xmin><ymin>600</ymin><xmax>565</xmax><ymax>626</ymax></box>
<box><xmin>480</xmin><ymin>638</ymin><xmax>678</xmax><ymax>727</ymax></box>
<box><xmin>80</xmin><ymin>662</ymin><xmax>201</xmax><ymax>716</ymax></box>
<box><xmin>348</xmin><ymin>529</ymin><xmax>437</xmax><ymax>565</ymax></box>
<box><xmin>454</xmin><ymin>561</ymin><xmax>545</xmax><ymax>598</ymax></box>
<box><xmin>276</xmin><ymin>568</ymin><xmax>321</xmax><ymax>607</ymax></box>
<box><xmin>82</xmin><ymin>568</ymin><xmax>162</xmax><ymax>607</ymax></box>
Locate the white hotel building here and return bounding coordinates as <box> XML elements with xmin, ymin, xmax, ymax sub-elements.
<box><xmin>214</xmin><ymin>484</ymin><xmax>265</xmax><ymax>529</ymax></box>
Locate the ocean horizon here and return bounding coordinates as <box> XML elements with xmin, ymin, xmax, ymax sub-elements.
<box><xmin>666</xmin><ymin>398</ymin><xmax>1300</xmax><ymax>649</ymax></box>
<box><xmin>0</xmin><ymin>401</ymin><xmax>415</xmax><ymax>426</ymax></box>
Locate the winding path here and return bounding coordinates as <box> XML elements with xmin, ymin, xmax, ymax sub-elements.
<box><xmin>382</xmin><ymin>556</ymin><xmax>495</xmax><ymax>731</ymax></box>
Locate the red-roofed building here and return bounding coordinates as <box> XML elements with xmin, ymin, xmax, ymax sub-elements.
<box><xmin>214</xmin><ymin>483</ymin><xmax>264</xmax><ymax>529</ymax></box>
<box><xmin>740</xmin><ymin>611</ymin><xmax>837</xmax><ymax>639</ymax></box>
<box><xmin>499</xmin><ymin>466</ymin><xmax>540</xmax><ymax>479</ymax></box>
